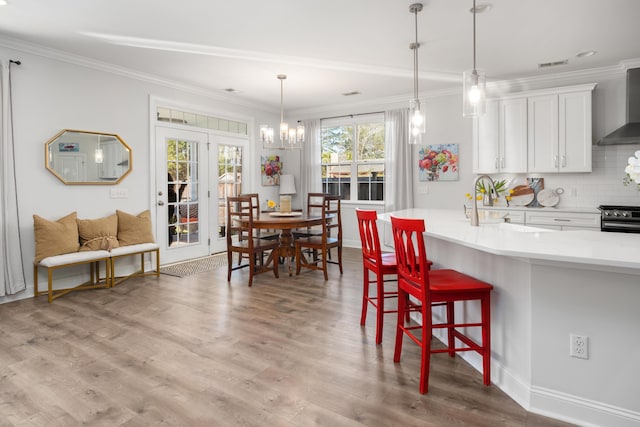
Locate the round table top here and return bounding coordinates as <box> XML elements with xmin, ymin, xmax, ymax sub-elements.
<box><xmin>252</xmin><ymin>212</ymin><xmax>327</xmax><ymax>229</ymax></box>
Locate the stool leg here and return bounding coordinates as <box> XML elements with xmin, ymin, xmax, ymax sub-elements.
<box><xmin>375</xmin><ymin>270</ymin><xmax>384</xmax><ymax>344</ymax></box>
<box><xmin>360</xmin><ymin>266</ymin><xmax>369</xmax><ymax>326</ymax></box>
<box><xmin>481</xmin><ymin>293</ymin><xmax>491</xmax><ymax>386</ymax></box>
<box><xmin>393</xmin><ymin>288</ymin><xmax>407</xmax><ymax>363</ymax></box>
<box><xmin>447</xmin><ymin>301</ymin><xmax>455</xmax><ymax>357</ymax></box>
<box><xmin>419</xmin><ymin>298</ymin><xmax>432</xmax><ymax>394</ymax></box>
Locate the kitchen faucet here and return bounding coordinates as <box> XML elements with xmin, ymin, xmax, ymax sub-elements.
<box><xmin>470</xmin><ymin>175</ymin><xmax>497</xmax><ymax>226</ymax></box>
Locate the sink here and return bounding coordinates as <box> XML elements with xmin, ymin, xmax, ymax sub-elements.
<box><xmin>491</xmin><ymin>222</ymin><xmax>555</xmax><ymax>232</ymax></box>
<box><xmin>464</xmin><ymin>209</ymin><xmax>508</xmax><ymax>224</ymax></box>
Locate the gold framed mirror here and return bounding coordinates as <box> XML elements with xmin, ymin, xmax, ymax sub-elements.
<box><xmin>45</xmin><ymin>129</ymin><xmax>132</xmax><ymax>185</ymax></box>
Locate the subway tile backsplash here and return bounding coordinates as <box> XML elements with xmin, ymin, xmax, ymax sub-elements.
<box><xmin>539</xmin><ymin>143</ymin><xmax>640</xmax><ymax>209</ymax></box>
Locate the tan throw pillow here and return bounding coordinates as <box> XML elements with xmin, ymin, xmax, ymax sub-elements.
<box><xmin>77</xmin><ymin>214</ymin><xmax>120</xmax><ymax>252</ymax></box>
<box><xmin>116</xmin><ymin>209</ymin><xmax>155</xmax><ymax>246</ymax></box>
<box><xmin>33</xmin><ymin>212</ymin><xmax>80</xmax><ymax>263</ymax></box>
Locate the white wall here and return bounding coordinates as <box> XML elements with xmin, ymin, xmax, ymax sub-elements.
<box><xmin>0</xmin><ymin>44</ymin><xmax>284</xmax><ymax>302</ymax></box>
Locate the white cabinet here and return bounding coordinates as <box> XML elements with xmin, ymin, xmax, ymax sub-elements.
<box><xmin>473</xmin><ymin>97</ymin><xmax>527</xmax><ymax>174</ymax></box>
<box><xmin>524</xmin><ymin>211</ymin><xmax>600</xmax><ymax>231</ymax></box>
<box><xmin>527</xmin><ymin>85</ymin><xmax>595</xmax><ymax>173</ymax></box>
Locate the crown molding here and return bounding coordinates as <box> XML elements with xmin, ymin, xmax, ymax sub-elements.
<box><xmin>0</xmin><ymin>35</ymin><xmax>276</xmax><ymax>113</ymax></box>
<box><xmin>293</xmin><ymin>62</ymin><xmax>637</xmax><ymax>119</ymax></box>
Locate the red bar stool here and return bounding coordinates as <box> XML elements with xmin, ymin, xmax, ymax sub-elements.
<box><xmin>356</xmin><ymin>209</ymin><xmax>433</xmax><ymax>344</ymax></box>
<box><xmin>390</xmin><ymin>215</ymin><xmax>493</xmax><ymax>394</ymax></box>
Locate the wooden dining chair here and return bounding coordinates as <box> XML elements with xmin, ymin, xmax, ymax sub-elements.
<box><xmin>226</xmin><ymin>195</ymin><xmax>279</xmax><ymax>286</ymax></box>
<box><xmin>292</xmin><ymin>192</ymin><xmax>327</xmax><ymax>239</ymax></box>
<box><xmin>295</xmin><ymin>195</ymin><xmax>343</xmax><ymax>280</ymax></box>
<box><xmin>390</xmin><ymin>215</ymin><xmax>493</xmax><ymax>394</ymax></box>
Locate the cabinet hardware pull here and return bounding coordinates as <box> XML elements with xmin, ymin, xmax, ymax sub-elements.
<box><xmin>561</xmin><ymin>155</ymin><xmax>567</xmax><ymax>167</ymax></box>
<box><xmin>554</xmin><ymin>155</ymin><xmax>558</xmax><ymax>168</ymax></box>
<box><xmin>553</xmin><ymin>218</ymin><xmax>571</xmax><ymax>222</ymax></box>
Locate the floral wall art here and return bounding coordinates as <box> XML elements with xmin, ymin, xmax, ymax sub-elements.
<box><xmin>261</xmin><ymin>155</ymin><xmax>282</xmax><ymax>186</ymax></box>
<box><xmin>418</xmin><ymin>144</ymin><xmax>459</xmax><ymax>182</ymax></box>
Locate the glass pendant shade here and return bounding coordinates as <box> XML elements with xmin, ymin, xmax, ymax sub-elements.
<box><xmin>296</xmin><ymin>124</ymin><xmax>305</xmax><ymax>143</ymax></box>
<box><xmin>409</xmin><ymin>97</ymin><xmax>426</xmax><ymax>144</ymax></box>
<box><xmin>94</xmin><ymin>148</ymin><xmax>104</xmax><ymax>164</ymax></box>
<box><xmin>279</xmin><ymin>122</ymin><xmax>289</xmax><ymax>141</ymax></box>
<box><xmin>260</xmin><ymin>125</ymin><xmax>274</xmax><ymax>145</ymax></box>
<box><xmin>463</xmin><ymin>69</ymin><xmax>486</xmax><ymax>117</ymax></box>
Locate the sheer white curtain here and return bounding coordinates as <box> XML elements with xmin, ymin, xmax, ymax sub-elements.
<box><xmin>1</xmin><ymin>61</ymin><xmax>26</xmax><ymax>296</ymax></box>
<box><xmin>300</xmin><ymin>119</ymin><xmax>322</xmax><ymax>209</ymax></box>
<box><xmin>384</xmin><ymin>109</ymin><xmax>414</xmax><ymax>212</ymax></box>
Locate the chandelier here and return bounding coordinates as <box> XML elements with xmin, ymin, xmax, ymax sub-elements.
<box><xmin>260</xmin><ymin>75</ymin><xmax>304</xmax><ymax>149</ymax></box>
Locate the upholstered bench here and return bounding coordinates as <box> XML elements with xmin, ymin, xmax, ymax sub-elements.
<box><xmin>33</xmin><ymin>210</ymin><xmax>160</xmax><ymax>302</ymax></box>
<box><xmin>34</xmin><ymin>250</ymin><xmax>112</xmax><ymax>302</ymax></box>
<box><xmin>110</xmin><ymin>242</ymin><xmax>160</xmax><ymax>287</ymax></box>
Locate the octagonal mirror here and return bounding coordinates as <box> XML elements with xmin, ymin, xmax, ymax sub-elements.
<box><xmin>45</xmin><ymin>129</ymin><xmax>132</xmax><ymax>185</ymax></box>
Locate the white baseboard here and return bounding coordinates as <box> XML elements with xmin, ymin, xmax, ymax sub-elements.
<box><xmin>530</xmin><ymin>386</ymin><xmax>640</xmax><ymax>427</ymax></box>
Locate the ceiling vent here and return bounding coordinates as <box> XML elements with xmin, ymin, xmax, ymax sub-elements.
<box><xmin>538</xmin><ymin>60</ymin><xmax>569</xmax><ymax>68</ymax></box>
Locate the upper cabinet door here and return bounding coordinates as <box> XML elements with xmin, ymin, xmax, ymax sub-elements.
<box><xmin>528</xmin><ymin>94</ymin><xmax>560</xmax><ymax>173</ymax></box>
<box><xmin>499</xmin><ymin>97</ymin><xmax>528</xmax><ymax>173</ymax></box>
<box><xmin>559</xmin><ymin>90</ymin><xmax>592</xmax><ymax>172</ymax></box>
<box><xmin>473</xmin><ymin>99</ymin><xmax>500</xmax><ymax>174</ymax></box>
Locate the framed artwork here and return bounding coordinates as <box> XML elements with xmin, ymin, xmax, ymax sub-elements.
<box><xmin>418</xmin><ymin>144</ymin><xmax>459</xmax><ymax>182</ymax></box>
<box><xmin>261</xmin><ymin>155</ymin><xmax>282</xmax><ymax>186</ymax></box>
<box><xmin>58</xmin><ymin>142</ymin><xmax>79</xmax><ymax>152</ymax></box>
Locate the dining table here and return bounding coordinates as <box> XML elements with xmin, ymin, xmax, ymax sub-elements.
<box><xmin>252</xmin><ymin>211</ymin><xmax>327</xmax><ymax>275</ymax></box>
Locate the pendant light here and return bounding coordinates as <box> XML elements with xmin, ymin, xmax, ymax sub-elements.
<box><xmin>260</xmin><ymin>75</ymin><xmax>304</xmax><ymax>149</ymax></box>
<box><xmin>408</xmin><ymin>3</ymin><xmax>425</xmax><ymax>145</ymax></box>
<box><xmin>463</xmin><ymin>0</ymin><xmax>486</xmax><ymax>117</ymax></box>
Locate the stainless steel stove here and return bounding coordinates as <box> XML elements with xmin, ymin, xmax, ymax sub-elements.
<box><xmin>598</xmin><ymin>205</ymin><xmax>640</xmax><ymax>233</ymax></box>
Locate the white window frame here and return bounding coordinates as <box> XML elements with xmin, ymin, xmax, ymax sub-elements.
<box><xmin>321</xmin><ymin>113</ymin><xmax>385</xmax><ymax>204</ymax></box>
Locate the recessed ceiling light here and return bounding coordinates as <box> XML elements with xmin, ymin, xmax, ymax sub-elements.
<box><xmin>576</xmin><ymin>50</ymin><xmax>597</xmax><ymax>58</ymax></box>
<box><xmin>470</xmin><ymin>3</ymin><xmax>492</xmax><ymax>13</ymax></box>
<box><xmin>538</xmin><ymin>59</ymin><xmax>569</xmax><ymax>68</ymax></box>
<box><xmin>0</xmin><ymin>1</ymin><xmax>8</xmax><ymax>6</ymax></box>
<box><xmin>342</xmin><ymin>91</ymin><xmax>361</xmax><ymax>96</ymax></box>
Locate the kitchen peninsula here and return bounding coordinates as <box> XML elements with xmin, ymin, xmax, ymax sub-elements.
<box><xmin>378</xmin><ymin>209</ymin><xmax>640</xmax><ymax>427</ymax></box>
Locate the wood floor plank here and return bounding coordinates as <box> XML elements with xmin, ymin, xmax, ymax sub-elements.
<box><xmin>0</xmin><ymin>248</ymin><xmax>574</xmax><ymax>426</ymax></box>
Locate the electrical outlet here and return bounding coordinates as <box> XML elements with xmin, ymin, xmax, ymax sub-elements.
<box><xmin>417</xmin><ymin>185</ymin><xmax>429</xmax><ymax>194</ymax></box>
<box><xmin>570</xmin><ymin>187</ymin><xmax>578</xmax><ymax>197</ymax></box>
<box><xmin>110</xmin><ymin>188</ymin><xmax>129</xmax><ymax>199</ymax></box>
<box><xmin>570</xmin><ymin>334</ymin><xmax>589</xmax><ymax>359</ymax></box>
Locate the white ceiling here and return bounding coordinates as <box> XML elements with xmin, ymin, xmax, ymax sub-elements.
<box><xmin>1</xmin><ymin>0</ymin><xmax>640</xmax><ymax>112</ymax></box>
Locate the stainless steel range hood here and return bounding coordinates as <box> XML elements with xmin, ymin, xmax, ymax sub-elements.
<box><xmin>599</xmin><ymin>68</ymin><xmax>640</xmax><ymax>145</ymax></box>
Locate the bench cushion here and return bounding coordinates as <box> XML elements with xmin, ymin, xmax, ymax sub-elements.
<box><xmin>39</xmin><ymin>250</ymin><xmax>110</xmax><ymax>267</ymax></box>
<box><xmin>33</xmin><ymin>212</ymin><xmax>80</xmax><ymax>263</ymax></box>
<box><xmin>110</xmin><ymin>242</ymin><xmax>159</xmax><ymax>257</ymax></box>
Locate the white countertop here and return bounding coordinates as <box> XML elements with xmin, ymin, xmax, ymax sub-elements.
<box><xmin>378</xmin><ymin>208</ymin><xmax>640</xmax><ymax>270</ymax></box>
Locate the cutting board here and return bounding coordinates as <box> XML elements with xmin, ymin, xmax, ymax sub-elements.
<box><xmin>510</xmin><ymin>185</ymin><xmax>534</xmax><ymax>206</ymax></box>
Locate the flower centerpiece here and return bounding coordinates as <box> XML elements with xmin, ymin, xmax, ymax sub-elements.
<box><xmin>266</xmin><ymin>199</ymin><xmax>277</xmax><ymax>210</ymax></box>
<box><xmin>623</xmin><ymin>150</ymin><xmax>640</xmax><ymax>191</ymax></box>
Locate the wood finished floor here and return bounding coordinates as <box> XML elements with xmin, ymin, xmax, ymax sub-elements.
<box><xmin>0</xmin><ymin>248</ymin><xmax>574</xmax><ymax>426</ymax></box>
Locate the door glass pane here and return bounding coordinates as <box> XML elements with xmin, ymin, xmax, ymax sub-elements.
<box><xmin>167</xmin><ymin>138</ymin><xmax>200</xmax><ymax>247</ymax></box>
<box><xmin>217</xmin><ymin>145</ymin><xmax>243</xmax><ymax>238</ymax></box>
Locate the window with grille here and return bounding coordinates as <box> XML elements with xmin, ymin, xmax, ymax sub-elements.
<box><xmin>321</xmin><ymin>114</ymin><xmax>384</xmax><ymax>201</ymax></box>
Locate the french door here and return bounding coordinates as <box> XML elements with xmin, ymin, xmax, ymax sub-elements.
<box><xmin>155</xmin><ymin>127</ymin><xmax>210</xmax><ymax>264</ymax></box>
<box><xmin>209</xmin><ymin>135</ymin><xmax>245</xmax><ymax>254</ymax></box>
